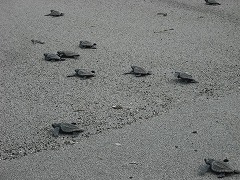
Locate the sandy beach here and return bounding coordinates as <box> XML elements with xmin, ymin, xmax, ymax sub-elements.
<box><xmin>1</xmin><ymin>0</ymin><xmax>240</xmax><ymax>179</ymax></box>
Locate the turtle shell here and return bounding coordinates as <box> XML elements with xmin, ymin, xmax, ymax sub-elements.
<box><xmin>49</xmin><ymin>10</ymin><xmax>63</xmax><ymax>16</ymax></box>
<box><xmin>44</xmin><ymin>53</ymin><xmax>61</xmax><ymax>61</ymax></box>
<box><xmin>57</xmin><ymin>51</ymin><xmax>79</xmax><ymax>58</ymax></box>
<box><xmin>205</xmin><ymin>0</ymin><xmax>220</xmax><ymax>5</ymax></box>
<box><xmin>60</xmin><ymin>123</ymin><xmax>83</xmax><ymax>133</ymax></box>
<box><xmin>175</xmin><ymin>72</ymin><xmax>193</xmax><ymax>80</ymax></box>
<box><xmin>210</xmin><ymin>160</ymin><xmax>235</xmax><ymax>173</ymax></box>
<box><xmin>79</xmin><ymin>41</ymin><xmax>96</xmax><ymax>48</ymax></box>
<box><xmin>131</xmin><ymin>66</ymin><xmax>149</xmax><ymax>75</ymax></box>
<box><xmin>75</xmin><ymin>69</ymin><xmax>95</xmax><ymax>77</ymax></box>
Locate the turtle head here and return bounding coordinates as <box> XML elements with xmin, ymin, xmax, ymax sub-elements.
<box><xmin>174</xmin><ymin>71</ymin><xmax>180</xmax><ymax>77</ymax></box>
<box><xmin>44</xmin><ymin>53</ymin><xmax>48</xmax><ymax>57</ymax></box>
<box><xmin>52</xmin><ymin>123</ymin><xmax>60</xmax><ymax>128</ymax></box>
<box><xmin>204</xmin><ymin>158</ymin><xmax>214</xmax><ymax>165</ymax></box>
<box><xmin>60</xmin><ymin>13</ymin><xmax>64</xmax><ymax>16</ymax></box>
<box><xmin>75</xmin><ymin>69</ymin><xmax>80</xmax><ymax>73</ymax></box>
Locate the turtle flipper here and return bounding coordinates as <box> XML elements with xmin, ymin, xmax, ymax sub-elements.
<box><xmin>189</xmin><ymin>79</ymin><xmax>199</xmax><ymax>83</ymax></box>
<box><xmin>53</xmin><ymin>127</ymin><xmax>60</xmax><ymax>137</ymax></box>
<box><xmin>72</xmin><ymin>131</ymin><xmax>80</xmax><ymax>138</ymax></box>
<box><xmin>217</xmin><ymin>173</ymin><xmax>225</xmax><ymax>178</ymax></box>
<box><xmin>234</xmin><ymin>170</ymin><xmax>240</xmax><ymax>174</ymax></box>
<box><xmin>198</xmin><ymin>164</ymin><xmax>211</xmax><ymax>176</ymax></box>
<box><xmin>67</xmin><ymin>74</ymin><xmax>76</xmax><ymax>77</ymax></box>
<box><xmin>123</xmin><ymin>71</ymin><xmax>133</xmax><ymax>75</ymax></box>
<box><xmin>135</xmin><ymin>74</ymin><xmax>142</xmax><ymax>77</ymax></box>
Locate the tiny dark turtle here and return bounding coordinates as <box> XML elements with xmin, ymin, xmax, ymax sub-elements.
<box><xmin>57</xmin><ymin>51</ymin><xmax>80</xmax><ymax>59</ymax></box>
<box><xmin>124</xmin><ymin>66</ymin><xmax>152</xmax><ymax>77</ymax></box>
<box><xmin>45</xmin><ymin>10</ymin><xmax>64</xmax><ymax>17</ymax></box>
<box><xmin>67</xmin><ymin>69</ymin><xmax>95</xmax><ymax>79</ymax></box>
<box><xmin>79</xmin><ymin>41</ymin><xmax>97</xmax><ymax>49</ymax></box>
<box><xmin>31</xmin><ymin>39</ymin><xmax>45</xmax><ymax>44</ymax></box>
<box><xmin>205</xmin><ymin>0</ymin><xmax>221</xmax><ymax>5</ymax></box>
<box><xmin>44</xmin><ymin>53</ymin><xmax>65</xmax><ymax>61</ymax></box>
<box><xmin>204</xmin><ymin>158</ymin><xmax>240</xmax><ymax>178</ymax></box>
<box><xmin>52</xmin><ymin>123</ymin><xmax>84</xmax><ymax>137</ymax></box>
<box><xmin>174</xmin><ymin>71</ymin><xmax>198</xmax><ymax>83</ymax></box>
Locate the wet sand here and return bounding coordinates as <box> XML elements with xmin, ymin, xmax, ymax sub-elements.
<box><xmin>0</xmin><ymin>0</ymin><xmax>240</xmax><ymax>179</ymax></box>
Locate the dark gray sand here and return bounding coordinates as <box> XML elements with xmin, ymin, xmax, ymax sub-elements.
<box><xmin>0</xmin><ymin>0</ymin><xmax>240</xmax><ymax>179</ymax></box>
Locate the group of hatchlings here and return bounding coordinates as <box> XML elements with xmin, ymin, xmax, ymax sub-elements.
<box><xmin>37</xmin><ymin>3</ymin><xmax>239</xmax><ymax>178</ymax></box>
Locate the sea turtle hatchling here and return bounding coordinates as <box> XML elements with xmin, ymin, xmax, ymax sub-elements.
<box><xmin>52</xmin><ymin>123</ymin><xmax>84</xmax><ymax>137</ymax></box>
<box><xmin>204</xmin><ymin>158</ymin><xmax>240</xmax><ymax>178</ymax></box>
<box><xmin>44</xmin><ymin>53</ymin><xmax>65</xmax><ymax>61</ymax></box>
<box><xmin>124</xmin><ymin>66</ymin><xmax>152</xmax><ymax>77</ymax></box>
<box><xmin>45</xmin><ymin>10</ymin><xmax>64</xmax><ymax>17</ymax></box>
<box><xmin>57</xmin><ymin>51</ymin><xmax>80</xmax><ymax>59</ymax></box>
<box><xmin>67</xmin><ymin>69</ymin><xmax>95</xmax><ymax>79</ymax></box>
<box><xmin>79</xmin><ymin>41</ymin><xmax>97</xmax><ymax>49</ymax></box>
<box><xmin>174</xmin><ymin>71</ymin><xmax>198</xmax><ymax>83</ymax></box>
<box><xmin>205</xmin><ymin>0</ymin><xmax>221</xmax><ymax>5</ymax></box>
<box><xmin>31</xmin><ymin>39</ymin><xmax>45</xmax><ymax>44</ymax></box>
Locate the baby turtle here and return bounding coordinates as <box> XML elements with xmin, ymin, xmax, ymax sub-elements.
<box><xmin>31</xmin><ymin>39</ymin><xmax>45</xmax><ymax>44</ymax></box>
<box><xmin>45</xmin><ymin>10</ymin><xmax>64</xmax><ymax>17</ymax></box>
<box><xmin>204</xmin><ymin>158</ymin><xmax>240</xmax><ymax>178</ymax></box>
<box><xmin>57</xmin><ymin>51</ymin><xmax>80</xmax><ymax>59</ymax></box>
<box><xmin>124</xmin><ymin>66</ymin><xmax>152</xmax><ymax>77</ymax></box>
<box><xmin>174</xmin><ymin>71</ymin><xmax>198</xmax><ymax>83</ymax></box>
<box><xmin>67</xmin><ymin>69</ymin><xmax>95</xmax><ymax>79</ymax></box>
<box><xmin>44</xmin><ymin>53</ymin><xmax>65</xmax><ymax>61</ymax></box>
<box><xmin>52</xmin><ymin>123</ymin><xmax>84</xmax><ymax>137</ymax></box>
<box><xmin>205</xmin><ymin>0</ymin><xmax>221</xmax><ymax>5</ymax></box>
<box><xmin>79</xmin><ymin>41</ymin><xmax>97</xmax><ymax>49</ymax></box>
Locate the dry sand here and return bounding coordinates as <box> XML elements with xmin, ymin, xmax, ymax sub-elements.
<box><xmin>0</xmin><ymin>0</ymin><xmax>240</xmax><ymax>179</ymax></box>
